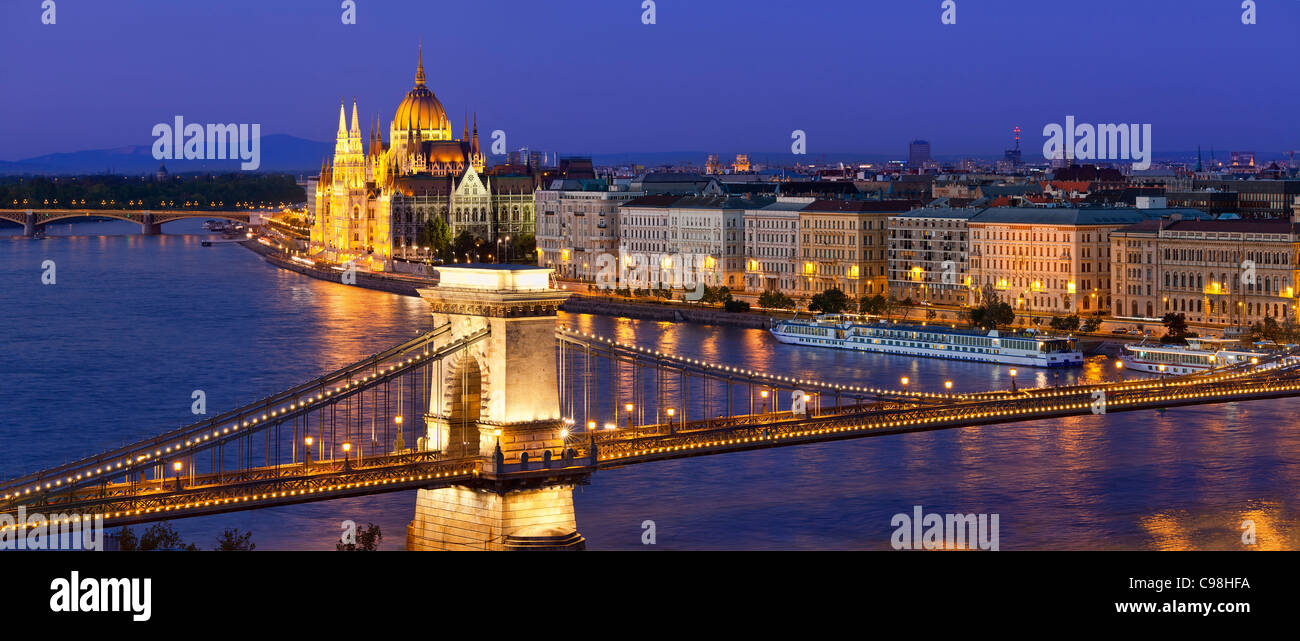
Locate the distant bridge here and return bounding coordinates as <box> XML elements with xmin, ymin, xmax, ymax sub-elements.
<box><xmin>0</xmin><ymin>209</ymin><xmax>252</xmax><ymax>235</ymax></box>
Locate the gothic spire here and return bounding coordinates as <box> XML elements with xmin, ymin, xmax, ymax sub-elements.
<box><xmin>415</xmin><ymin>45</ymin><xmax>426</xmax><ymax>86</ymax></box>
<box><xmin>337</xmin><ymin>100</ymin><xmax>347</xmax><ymax>137</ymax></box>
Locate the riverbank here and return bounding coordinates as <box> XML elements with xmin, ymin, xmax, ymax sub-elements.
<box><xmin>239</xmin><ymin>239</ymin><xmax>780</xmax><ymax>328</ymax></box>
<box><xmin>239</xmin><ymin>239</ymin><xmax>425</xmax><ymax>296</ymax></box>
<box><xmin>240</xmin><ymin>240</ymin><xmax>1133</xmax><ymax>350</ymax></box>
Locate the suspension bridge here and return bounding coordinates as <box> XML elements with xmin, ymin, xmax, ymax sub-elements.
<box><xmin>4</xmin><ymin>264</ymin><xmax>1300</xmax><ymax>550</ymax></box>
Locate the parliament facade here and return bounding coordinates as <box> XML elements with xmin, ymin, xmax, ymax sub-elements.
<box><xmin>310</xmin><ymin>48</ymin><xmax>536</xmax><ymax>268</ymax></box>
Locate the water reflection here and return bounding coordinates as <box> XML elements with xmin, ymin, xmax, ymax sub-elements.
<box><xmin>2</xmin><ymin>220</ymin><xmax>1298</xmax><ymax>549</ymax></box>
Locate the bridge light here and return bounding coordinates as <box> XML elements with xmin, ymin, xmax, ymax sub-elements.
<box><xmin>944</xmin><ymin>381</ymin><xmax>953</xmax><ymax>390</ymax></box>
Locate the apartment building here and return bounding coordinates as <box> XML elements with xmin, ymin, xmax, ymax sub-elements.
<box><xmin>618</xmin><ymin>195</ymin><xmax>762</xmax><ymax>290</ymax></box>
<box><xmin>966</xmin><ymin>207</ymin><xmax>1171</xmax><ymax>315</ymax></box>
<box><xmin>887</xmin><ymin>207</ymin><xmax>977</xmax><ymax>305</ymax></box>
<box><xmin>743</xmin><ymin>197</ymin><xmax>809</xmax><ymax>297</ymax></box>
<box><xmin>799</xmin><ymin>199</ymin><xmax>920</xmax><ymax>299</ymax></box>
<box><xmin>535</xmin><ymin>178</ymin><xmax>641</xmax><ymax>281</ymax></box>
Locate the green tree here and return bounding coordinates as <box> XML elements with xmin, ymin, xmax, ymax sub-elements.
<box><xmin>809</xmin><ymin>288</ymin><xmax>851</xmax><ymax>314</ymax></box>
<box><xmin>858</xmin><ymin>294</ymin><xmax>887</xmax><ymax>315</ymax></box>
<box><xmin>452</xmin><ymin>231</ymin><xmax>478</xmax><ymax>261</ymax></box>
<box><xmin>1049</xmin><ymin>315</ymin><xmax>1081</xmax><ymax>332</ymax></box>
<box><xmin>513</xmin><ymin>233</ymin><xmax>536</xmax><ymax>262</ymax></box>
<box><xmin>724</xmin><ymin>299</ymin><xmax>751</xmax><ymax>313</ymax></box>
<box><xmin>1080</xmin><ymin>316</ymin><xmax>1103</xmax><ymax>333</ymax></box>
<box><xmin>1160</xmin><ymin>312</ymin><xmax>1196</xmax><ymax>344</ymax></box>
<box><xmin>968</xmin><ymin>285</ymin><xmax>1015</xmax><ymax>330</ymax></box>
<box><xmin>336</xmin><ymin>523</ymin><xmax>383</xmax><ymax>551</ymax></box>
<box><xmin>758</xmin><ymin>290</ymin><xmax>795</xmax><ymax>310</ymax></box>
<box><xmin>700</xmin><ymin>285</ymin><xmax>733</xmax><ymax>305</ymax></box>
<box><xmin>430</xmin><ymin>216</ymin><xmax>453</xmax><ymax>261</ymax></box>
<box><xmin>214</xmin><ymin>528</ymin><xmax>256</xmax><ymax>551</ymax></box>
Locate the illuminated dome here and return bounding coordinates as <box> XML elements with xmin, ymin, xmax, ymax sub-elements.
<box><xmin>393</xmin><ymin>48</ymin><xmax>451</xmax><ymax>140</ymax></box>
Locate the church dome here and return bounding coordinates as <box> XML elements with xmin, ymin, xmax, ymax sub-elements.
<box><xmin>393</xmin><ymin>48</ymin><xmax>450</xmax><ymax>139</ymax></box>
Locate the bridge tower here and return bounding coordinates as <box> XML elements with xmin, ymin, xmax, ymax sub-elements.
<box><xmin>407</xmin><ymin>264</ymin><xmax>586</xmax><ymax>550</ymax></box>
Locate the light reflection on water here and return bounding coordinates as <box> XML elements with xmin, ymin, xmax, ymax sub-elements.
<box><xmin>1</xmin><ymin>219</ymin><xmax>1297</xmax><ymax>549</ymax></box>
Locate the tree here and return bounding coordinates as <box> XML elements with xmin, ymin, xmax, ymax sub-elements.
<box><xmin>430</xmin><ymin>216</ymin><xmax>453</xmax><ymax>261</ymax></box>
<box><xmin>1160</xmin><ymin>312</ymin><xmax>1196</xmax><ymax>344</ymax></box>
<box><xmin>513</xmin><ymin>233</ymin><xmax>536</xmax><ymax>261</ymax></box>
<box><xmin>724</xmin><ymin>299</ymin><xmax>751</xmax><ymax>313</ymax></box>
<box><xmin>858</xmin><ymin>294</ymin><xmax>887</xmax><ymax>315</ymax></box>
<box><xmin>758</xmin><ymin>290</ymin><xmax>795</xmax><ymax>310</ymax></box>
<box><xmin>808</xmin><ymin>288</ymin><xmax>851</xmax><ymax>314</ymax></box>
<box><xmin>700</xmin><ymin>285</ymin><xmax>733</xmax><ymax>305</ymax></box>
<box><xmin>1049</xmin><ymin>315</ymin><xmax>1081</xmax><ymax>332</ymax></box>
<box><xmin>214</xmin><ymin>528</ymin><xmax>256</xmax><ymax>551</ymax></box>
<box><xmin>336</xmin><ymin>523</ymin><xmax>383</xmax><ymax>551</ymax></box>
<box><xmin>968</xmin><ymin>285</ymin><xmax>1015</xmax><ymax>330</ymax></box>
<box><xmin>118</xmin><ymin>522</ymin><xmax>196</xmax><ymax>551</ymax></box>
<box><xmin>452</xmin><ymin>230</ymin><xmax>478</xmax><ymax>261</ymax></box>
<box><xmin>1080</xmin><ymin>316</ymin><xmax>1103</xmax><ymax>333</ymax></box>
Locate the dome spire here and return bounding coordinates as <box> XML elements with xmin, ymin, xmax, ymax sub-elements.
<box><xmin>415</xmin><ymin>44</ymin><xmax>426</xmax><ymax>86</ymax></box>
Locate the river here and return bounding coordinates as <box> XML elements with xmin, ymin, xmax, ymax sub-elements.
<box><xmin>2</xmin><ymin>219</ymin><xmax>1297</xmax><ymax>549</ymax></box>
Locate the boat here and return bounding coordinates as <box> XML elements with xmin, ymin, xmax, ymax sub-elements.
<box><xmin>1119</xmin><ymin>337</ymin><xmax>1275</xmax><ymax>374</ymax></box>
<box><xmin>200</xmin><ymin>240</ymin><xmax>213</xmax><ymax>247</ymax></box>
<box><xmin>769</xmin><ymin>314</ymin><xmax>1083</xmax><ymax>367</ymax></box>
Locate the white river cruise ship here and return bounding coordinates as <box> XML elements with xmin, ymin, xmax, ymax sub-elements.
<box><xmin>769</xmin><ymin>315</ymin><xmax>1083</xmax><ymax>368</ymax></box>
<box><xmin>1119</xmin><ymin>337</ymin><xmax>1280</xmax><ymax>374</ymax></box>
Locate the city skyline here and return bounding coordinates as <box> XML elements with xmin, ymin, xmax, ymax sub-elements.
<box><xmin>2</xmin><ymin>0</ymin><xmax>1298</xmax><ymax>162</ymax></box>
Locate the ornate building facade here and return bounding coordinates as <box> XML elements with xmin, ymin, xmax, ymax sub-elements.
<box><xmin>311</xmin><ymin>48</ymin><xmax>536</xmax><ymax>268</ymax></box>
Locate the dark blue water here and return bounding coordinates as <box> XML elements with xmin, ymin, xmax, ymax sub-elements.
<box><xmin>2</xmin><ymin>219</ymin><xmax>1298</xmax><ymax>549</ymax></box>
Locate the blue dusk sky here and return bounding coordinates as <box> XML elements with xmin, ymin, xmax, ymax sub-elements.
<box><xmin>1</xmin><ymin>0</ymin><xmax>1297</xmax><ymax>161</ymax></box>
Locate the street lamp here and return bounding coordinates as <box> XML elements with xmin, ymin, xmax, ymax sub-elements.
<box><xmin>173</xmin><ymin>461</ymin><xmax>183</xmax><ymax>491</ymax></box>
<box><xmin>341</xmin><ymin>442</ymin><xmax>352</xmax><ymax>471</ymax></box>
<box><xmin>760</xmin><ymin>390</ymin><xmax>769</xmax><ymax>414</ymax></box>
<box><xmin>304</xmin><ymin>436</ymin><xmax>313</xmax><ymax>467</ymax></box>
<box><xmin>901</xmin><ymin>377</ymin><xmax>909</xmax><ymax>393</ymax></box>
<box><xmin>625</xmin><ymin>403</ymin><xmax>635</xmax><ymax>432</ymax></box>
<box><xmin>1009</xmin><ymin>368</ymin><xmax>1018</xmax><ymax>392</ymax></box>
<box><xmin>944</xmin><ymin>380</ymin><xmax>953</xmax><ymax>391</ymax></box>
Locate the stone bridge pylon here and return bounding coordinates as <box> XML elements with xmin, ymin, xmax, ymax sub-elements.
<box><xmin>406</xmin><ymin>265</ymin><xmax>586</xmax><ymax>550</ymax></box>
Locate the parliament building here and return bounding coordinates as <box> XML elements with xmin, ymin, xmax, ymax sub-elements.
<box><xmin>310</xmin><ymin>48</ymin><xmax>537</xmax><ymax>269</ymax></box>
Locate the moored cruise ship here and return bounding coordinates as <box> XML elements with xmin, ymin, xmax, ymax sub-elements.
<box><xmin>769</xmin><ymin>315</ymin><xmax>1083</xmax><ymax>367</ymax></box>
<box><xmin>1119</xmin><ymin>337</ymin><xmax>1276</xmax><ymax>375</ymax></box>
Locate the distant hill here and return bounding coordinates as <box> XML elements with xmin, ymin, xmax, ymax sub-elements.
<box><xmin>0</xmin><ymin>135</ymin><xmax>331</xmax><ymax>176</ymax></box>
